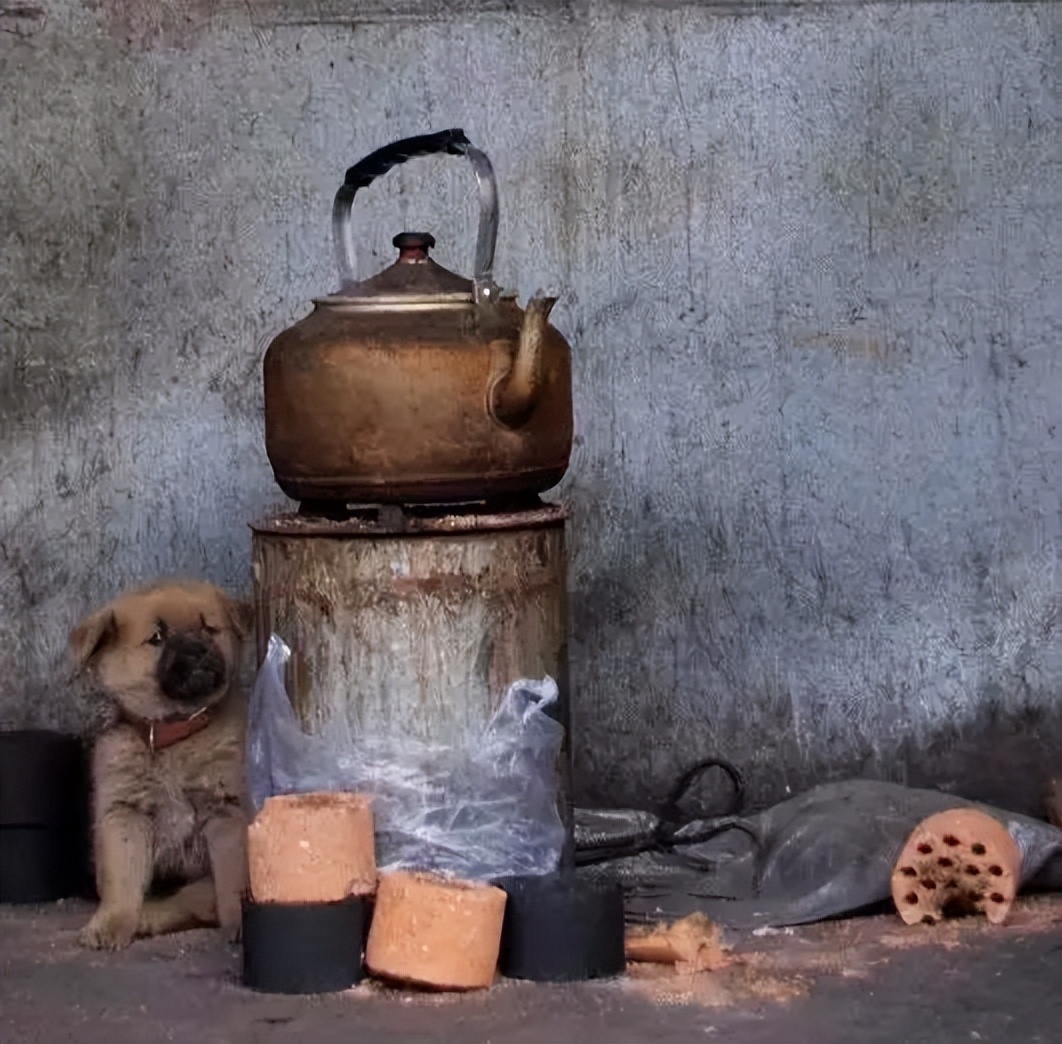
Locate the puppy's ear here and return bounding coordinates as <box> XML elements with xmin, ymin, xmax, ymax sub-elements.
<box><xmin>70</xmin><ymin>607</ymin><xmax>118</xmax><ymax>670</ymax></box>
<box><xmin>222</xmin><ymin>596</ymin><xmax>254</xmax><ymax>640</ymax></box>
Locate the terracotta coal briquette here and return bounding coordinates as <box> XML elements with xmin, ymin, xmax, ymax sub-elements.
<box><xmin>248</xmin><ymin>791</ymin><xmax>376</xmax><ymax>904</ymax></box>
<box><xmin>365</xmin><ymin>871</ymin><xmax>507</xmax><ymax>990</ymax></box>
<box><xmin>890</xmin><ymin>808</ymin><xmax>1022</xmax><ymax>927</ymax></box>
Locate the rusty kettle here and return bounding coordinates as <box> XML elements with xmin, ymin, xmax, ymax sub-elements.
<box><xmin>262</xmin><ymin>129</ymin><xmax>573</xmax><ymax>508</ymax></box>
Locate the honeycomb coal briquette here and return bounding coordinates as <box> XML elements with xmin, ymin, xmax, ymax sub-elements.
<box><xmin>248</xmin><ymin>791</ymin><xmax>376</xmax><ymax>904</ymax></box>
<box><xmin>890</xmin><ymin>808</ymin><xmax>1021</xmax><ymax>927</ymax></box>
<box><xmin>365</xmin><ymin>871</ymin><xmax>507</xmax><ymax>990</ymax></box>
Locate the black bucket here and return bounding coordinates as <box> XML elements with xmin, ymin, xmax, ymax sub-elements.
<box><xmin>0</xmin><ymin>730</ymin><xmax>94</xmax><ymax>903</ymax></box>
<box><xmin>242</xmin><ymin>896</ymin><xmax>367</xmax><ymax>994</ymax></box>
<box><xmin>495</xmin><ymin>872</ymin><xmax>626</xmax><ymax>982</ymax></box>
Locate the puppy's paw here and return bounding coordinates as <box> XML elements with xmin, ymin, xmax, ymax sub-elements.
<box><xmin>78</xmin><ymin>908</ymin><xmax>139</xmax><ymax>951</ymax></box>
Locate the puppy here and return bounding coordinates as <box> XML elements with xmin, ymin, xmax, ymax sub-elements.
<box><xmin>70</xmin><ymin>578</ymin><xmax>252</xmax><ymax>950</ymax></box>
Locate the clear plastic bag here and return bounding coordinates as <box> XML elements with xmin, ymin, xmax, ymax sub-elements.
<box><xmin>246</xmin><ymin>634</ymin><xmax>567</xmax><ymax>881</ymax></box>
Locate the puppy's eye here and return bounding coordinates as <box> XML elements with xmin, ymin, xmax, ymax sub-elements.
<box><xmin>145</xmin><ymin>630</ymin><xmax>164</xmax><ymax>647</ymax></box>
<box><xmin>199</xmin><ymin>614</ymin><xmax>220</xmax><ymax>636</ymax></box>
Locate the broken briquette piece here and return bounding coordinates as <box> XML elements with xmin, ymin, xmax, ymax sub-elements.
<box><xmin>625</xmin><ymin>912</ymin><xmax>730</xmax><ymax>973</ymax></box>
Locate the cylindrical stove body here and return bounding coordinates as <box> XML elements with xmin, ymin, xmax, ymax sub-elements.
<box><xmin>249</xmin><ymin>503</ymin><xmax>573</xmax><ymax>863</ymax></box>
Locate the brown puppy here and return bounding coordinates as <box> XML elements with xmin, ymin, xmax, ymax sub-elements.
<box><xmin>70</xmin><ymin>578</ymin><xmax>252</xmax><ymax>950</ymax></box>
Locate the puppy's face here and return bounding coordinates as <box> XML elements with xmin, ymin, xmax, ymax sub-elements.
<box><xmin>71</xmin><ymin>580</ymin><xmax>251</xmax><ymax>720</ymax></box>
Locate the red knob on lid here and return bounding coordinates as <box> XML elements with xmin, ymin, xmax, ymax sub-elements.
<box><xmin>393</xmin><ymin>232</ymin><xmax>435</xmax><ymax>262</ymax></box>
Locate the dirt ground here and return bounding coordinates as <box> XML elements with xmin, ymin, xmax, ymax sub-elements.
<box><xmin>2</xmin><ymin>895</ymin><xmax>1060</xmax><ymax>1044</ymax></box>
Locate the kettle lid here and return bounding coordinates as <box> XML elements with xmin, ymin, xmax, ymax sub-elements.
<box><xmin>317</xmin><ymin>232</ymin><xmax>475</xmax><ymax>308</ymax></box>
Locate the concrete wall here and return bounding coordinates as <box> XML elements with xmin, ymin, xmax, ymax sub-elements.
<box><xmin>2</xmin><ymin>1</ymin><xmax>1059</xmax><ymax>815</ymax></box>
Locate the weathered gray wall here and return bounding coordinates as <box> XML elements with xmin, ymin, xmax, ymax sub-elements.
<box><xmin>2</xmin><ymin>1</ymin><xmax>1059</xmax><ymax>815</ymax></box>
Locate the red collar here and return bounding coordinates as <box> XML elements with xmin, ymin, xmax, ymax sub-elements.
<box><xmin>122</xmin><ymin>707</ymin><xmax>212</xmax><ymax>753</ymax></box>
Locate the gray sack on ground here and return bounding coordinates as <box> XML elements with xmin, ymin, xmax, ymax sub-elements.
<box><xmin>575</xmin><ymin>779</ymin><xmax>1062</xmax><ymax>928</ymax></box>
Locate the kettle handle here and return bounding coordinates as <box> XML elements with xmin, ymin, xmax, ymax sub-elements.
<box><xmin>332</xmin><ymin>128</ymin><xmax>499</xmax><ymax>303</ymax></box>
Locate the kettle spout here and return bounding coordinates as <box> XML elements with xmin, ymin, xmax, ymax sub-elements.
<box><xmin>489</xmin><ymin>290</ymin><xmax>557</xmax><ymax>429</ymax></box>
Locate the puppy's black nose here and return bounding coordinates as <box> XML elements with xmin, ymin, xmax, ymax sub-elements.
<box><xmin>156</xmin><ymin>634</ymin><xmax>227</xmax><ymax>703</ymax></box>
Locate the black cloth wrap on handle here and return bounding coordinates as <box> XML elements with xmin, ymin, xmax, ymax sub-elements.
<box><xmin>574</xmin><ymin>757</ymin><xmax>754</xmax><ymax>867</ymax></box>
<box><xmin>342</xmin><ymin>128</ymin><xmax>472</xmax><ymax>193</ymax></box>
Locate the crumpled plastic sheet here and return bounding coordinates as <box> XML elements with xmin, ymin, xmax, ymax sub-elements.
<box><xmin>575</xmin><ymin>779</ymin><xmax>1062</xmax><ymax>928</ymax></box>
<box><xmin>246</xmin><ymin>634</ymin><xmax>567</xmax><ymax>881</ymax></box>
